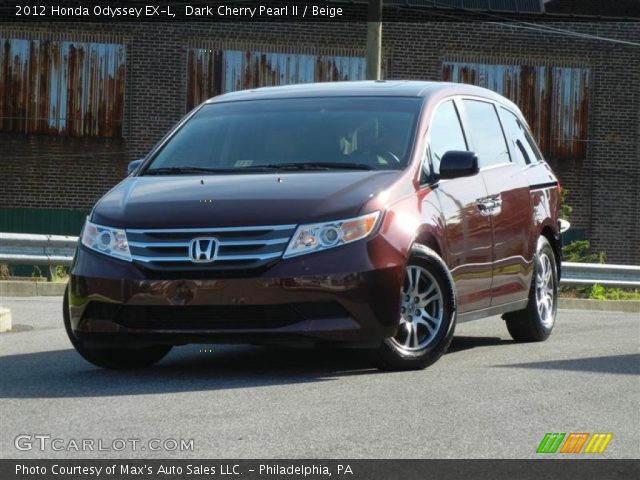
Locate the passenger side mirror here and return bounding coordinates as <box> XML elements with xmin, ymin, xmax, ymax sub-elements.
<box><xmin>127</xmin><ymin>159</ymin><xmax>144</xmax><ymax>175</ymax></box>
<box><xmin>439</xmin><ymin>151</ymin><xmax>479</xmax><ymax>179</ymax></box>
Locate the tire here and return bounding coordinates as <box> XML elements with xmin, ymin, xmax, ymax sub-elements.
<box><xmin>503</xmin><ymin>236</ymin><xmax>558</xmax><ymax>342</ymax></box>
<box><xmin>374</xmin><ymin>246</ymin><xmax>456</xmax><ymax>371</ymax></box>
<box><xmin>63</xmin><ymin>286</ymin><xmax>172</xmax><ymax>369</ymax></box>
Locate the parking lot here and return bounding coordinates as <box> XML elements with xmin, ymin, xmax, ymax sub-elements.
<box><xmin>0</xmin><ymin>296</ymin><xmax>638</xmax><ymax>459</ymax></box>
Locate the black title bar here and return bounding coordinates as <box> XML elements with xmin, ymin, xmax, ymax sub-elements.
<box><xmin>2</xmin><ymin>459</ymin><xmax>639</xmax><ymax>480</ymax></box>
<box><xmin>1</xmin><ymin>0</ymin><xmax>639</xmax><ymax>23</ymax></box>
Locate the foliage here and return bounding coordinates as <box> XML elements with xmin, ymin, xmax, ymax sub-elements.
<box><xmin>559</xmin><ymin>187</ymin><xmax>572</xmax><ymax>221</ymax></box>
<box><xmin>55</xmin><ymin>265</ymin><xmax>69</xmax><ymax>281</ymax></box>
<box><xmin>30</xmin><ymin>265</ymin><xmax>43</xmax><ymax>278</ymax></box>
<box><xmin>562</xmin><ymin>240</ymin><xmax>606</xmax><ymax>264</ymax></box>
<box><xmin>559</xmin><ymin>187</ymin><xmax>605</xmax><ymax>264</ymax></box>
<box><xmin>557</xmin><ymin>190</ymin><xmax>635</xmax><ymax>299</ymax></box>
<box><xmin>588</xmin><ymin>284</ymin><xmax>640</xmax><ymax>301</ymax></box>
<box><xmin>0</xmin><ymin>263</ymin><xmax>10</xmax><ymax>279</ymax></box>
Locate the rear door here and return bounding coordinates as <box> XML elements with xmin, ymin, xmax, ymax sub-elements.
<box><xmin>428</xmin><ymin>99</ymin><xmax>493</xmax><ymax>313</ymax></box>
<box><xmin>460</xmin><ymin>99</ymin><xmax>533</xmax><ymax>307</ymax></box>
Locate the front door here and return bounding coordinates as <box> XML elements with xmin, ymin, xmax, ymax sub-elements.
<box><xmin>427</xmin><ymin>99</ymin><xmax>493</xmax><ymax>313</ymax></box>
<box><xmin>459</xmin><ymin>99</ymin><xmax>532</xmax><ymax>307</ymax></box>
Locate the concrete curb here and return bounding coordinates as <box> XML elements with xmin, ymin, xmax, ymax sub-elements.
<box><xmin>0</xmin><ymin>280</ymin><xmax>67</xmax><ymax>297</ymax></box>
<box><xmin>0</xmin><ymin>306</ymin><xmax>11</xmax><ymax>332</ymax></box>
<box><xmin>36</xmin><ymin>281</ymin><xmax>68</xmax><ymax>296</ymax></box>
<box><xmin>559</xmin><ymin>298</ymin><xmax>640</xmax><ymax>313</ymax></box>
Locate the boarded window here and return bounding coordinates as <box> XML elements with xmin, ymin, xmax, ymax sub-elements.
<box><xmin>187</xmin><ymin>48</ymin><xmax>369</xmax><ymax>111</ymax></box>
<box><xmin>443</xmin><ymin>61</ymin><xmax>589</xmax><ymax>160</ymax></box>
<box><xmin>0</xmin><ymin>38</ymin><xmax>126</xmax><ymax>137</ymax></box>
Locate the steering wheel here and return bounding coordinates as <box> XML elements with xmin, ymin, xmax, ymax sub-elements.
<box><xmin>352</xmin><ymin>148</ymin><xmax>401</xmax><ymax>165</ymax></box>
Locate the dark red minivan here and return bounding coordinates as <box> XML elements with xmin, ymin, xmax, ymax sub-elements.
<box><xmin>64</xmin><ymin>81</ymin><xmax>561</xmax><ymax>370</ymax></box>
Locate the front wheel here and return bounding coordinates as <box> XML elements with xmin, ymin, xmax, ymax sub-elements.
<box><xmin>374</xmin><ymin>247</ymin><xmax>456</xmax><ymax>370</ymax></box>
<box><xmin>63</xmin><ymin>286</ymin><xmax>172</xmax><ymax>369</ymax></box>
<box><xmin>503</xmin><ymin>236</ymin><xmax>558</xmax><ymax>342</ymax></box>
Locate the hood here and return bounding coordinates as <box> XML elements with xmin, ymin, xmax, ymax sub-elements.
<box><xmin>92</xmin><ymin>171</ymin><xmax>402</xmax><ymax>228</ymax></box>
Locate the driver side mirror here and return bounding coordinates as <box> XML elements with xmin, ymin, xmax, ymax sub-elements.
<box><xmin>127</xmin><ymin>159</ymin><xmax>144</xmax><ymax>175</ymax></box>
<box><xmin>439</xmin><ymin>151</ymin><xmax>479</xmax><ymax>179</ymax></box>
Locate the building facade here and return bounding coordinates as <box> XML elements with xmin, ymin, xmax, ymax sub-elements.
<box><xmin>1</xmin><ymin>8</ymin><xmax>639</xmax><ymax>263</ymax></box>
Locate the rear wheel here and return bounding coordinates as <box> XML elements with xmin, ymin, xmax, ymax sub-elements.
<box><xmin>503</xmin><ymin>236</ymin><xmax>558</xmax><ymax>342</ymax></box>
<box><xmin>63</xmin><ymin>286</ymin><xmax>172</xmax><ymax>369</ymax></box>
<box><xmin>374</xmin><ymin>248</ymin><xmax>456</xmax><ymax>370</ymax></box>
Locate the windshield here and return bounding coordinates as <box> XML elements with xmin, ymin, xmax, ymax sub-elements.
<box><xmin>143</xmin><ymin>96</ymin><xmax>423</xmax><ymax>174</ymax></box>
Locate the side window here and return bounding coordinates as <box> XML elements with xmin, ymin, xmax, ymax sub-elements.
<box><xmin>462</xmin><ymin>100</ymin><xmax>511</xmax><ymax>168</ymax></box>
<box><xmin>499</xmin><ymin>107</ymin><xmax>542</xmax><ymax>165</ymax></box>
<box><xmin>427</xmin><ymin>100</ymin><xmax>468</xmax><ymax>174</ymax></box>
<box><xmin>523</xmin><ymin>130</ymin><xmax>542</xmax><ymax>161</ymax></box>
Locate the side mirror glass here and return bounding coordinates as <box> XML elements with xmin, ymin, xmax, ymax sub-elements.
<box><xmin>439</xmin><ymin>151</ymin><xmax>479</xmax><ymax>179</ymax></box>
<box><xmin>127</xmin><ymin>159</ymin><xmax>144</xmax><ymax>175</ymax></box>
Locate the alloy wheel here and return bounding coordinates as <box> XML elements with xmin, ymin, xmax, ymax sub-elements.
<box><xmin>391</xmin><ymin>265</ymin><xmax>444</xmax><ymax>351</ymax></box>
<box><xmin>535</xmin><ymin>252</ymin><xmax>556</xmax><ymax>329</ymax></box>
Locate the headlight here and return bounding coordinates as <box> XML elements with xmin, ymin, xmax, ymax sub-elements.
<box><xmin>81</xmin><ymin>219</ymin><xmax>132</xmax><ymax>262</ymax></box>
<box><xmin>284</xmin><ymin>211</ymin><xmax>380</xmax><ymax>258</ymax></box>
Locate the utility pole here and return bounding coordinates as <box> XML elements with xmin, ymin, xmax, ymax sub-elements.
<box><xmin>365</xmin><ymin>0</ymin><xmax>382</xmax><ymax>80</ymax></box>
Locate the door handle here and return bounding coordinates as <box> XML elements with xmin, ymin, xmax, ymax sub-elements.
<box><xmin>477</xmin><ymin>200</ymin><xmax>496</xmax><ymax>211</ymax></box>
<box><xmin>477</xmin><ymin>195</ymin><xmax>502</xmax><ymax>214</ymax></box>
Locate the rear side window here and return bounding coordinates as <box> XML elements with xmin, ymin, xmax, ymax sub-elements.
<box><xmin>499</xmin><ymin>107</ymin><xmax>542</xmax><ymax>165</ymax></box>
<box><xmin>428</xmin><ymin>100</ymin><xmax>468</xmax><ymax>174</ymax></box>
<box><xmin>462</xmin><ymin>100</ymin><xmax>511</xmax><ymax>168</ymax></box>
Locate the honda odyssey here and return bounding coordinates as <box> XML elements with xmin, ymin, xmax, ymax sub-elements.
<box><xmin>64</xmin><ymin>81</ymin><xmax>561</xmax><ymax>370</ymax></box>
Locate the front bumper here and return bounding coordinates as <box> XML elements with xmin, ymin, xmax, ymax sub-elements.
<box><xmin>68</xmin><ymin>238</ymin><xmax>405</xmax><ymax>348</ymax></box>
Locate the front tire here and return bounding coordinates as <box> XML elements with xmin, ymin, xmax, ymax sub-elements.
<box><xmin>374</xmin><ymin>246</ymin><xmax>456</xmax><ymax>370</ymax></box>
<box><xmin>503</xmin><ymin>236</ymin><xmax>558</xmax><ymax>342</ymax></box>
<box><xmin>63</xmin><ymin>286</ymin><xmax>172</xmax><ymax>369</ymax></box>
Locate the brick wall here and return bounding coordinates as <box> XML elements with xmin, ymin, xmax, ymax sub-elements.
<box><xmin>1</xmin><ymin>18</ymin><xmax>638</xmax><ymax>263</ymax></box>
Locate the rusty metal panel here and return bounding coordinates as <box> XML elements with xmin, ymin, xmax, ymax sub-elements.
<box><xmin>315</xmin><ymin>55</ymin><xmax>367</xmax><ymax>82</ymax></box>
<box><xmin>186</xmin><ymin>48</ymin><xmax>223</xmax><ymax>112</ymax></box>
<box><xmin>519</xmin><ymin>65</ymin><xmax>550</xmax><ymax>155</ymax></box>
<box><xmin>443</xmin><ymin>61</ymin><xmax>589</xmax><ymax>160</ymax></box>
<box><xmin>549</xmin><ymin>66</ymin><xmax>589</xmax><ymax>159</ymax></box>
<box><xmin>187</xmin><ymin>48</ymin><xmax>367</xmax><ymax>110</ymax></box>
<box><xmin>222</xmin><ymin>51</ymin><xmax>317</xmax><ymax>92</ymax></box>
<box><xmin>442</xmin><ymin>61</ymin><xmax>522</xmax><ymax>98</ymax></box>
<box><xmin>0</xmin><ymin>38</ymin><xmax>125</xmax><ymax>137</ymax></box>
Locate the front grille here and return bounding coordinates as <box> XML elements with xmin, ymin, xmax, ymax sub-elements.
<box><xmin>126</xmin><ymin>224</ymin><xmax>297</xmax><ymax>274</ymax></box>
<box><xmin>83</xmin><ymin>301</ymin><xmax>349</xmax><ymax>330</ymax></box>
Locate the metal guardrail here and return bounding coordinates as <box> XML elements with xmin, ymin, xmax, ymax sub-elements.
<box><xmin>0</xmin><ymin>233</ymin><xmax>77</xmax><ymax>267</ymax></box>
<box><xmin>0</xmin><ymin>232</ymin><xmax>639</xmax><ymax>288</ymax></box>
<box><xmin>560</xmin><ymin>262</ymin><xmax>640</xmax><ymax>289</ymax></box>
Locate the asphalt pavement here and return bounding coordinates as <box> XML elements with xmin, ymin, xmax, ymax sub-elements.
<box><xmin>1</xmin><ymin>296</ymin><xmax>638</xmax><ymax>459</ymax></box>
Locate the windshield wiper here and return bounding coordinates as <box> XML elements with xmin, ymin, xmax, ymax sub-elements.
<box><xmin>257</xmin><ymin>162</ymin><xmax>376</xmax><ymax>171</ymax></box>
<box><xmin>142</xmin><ymin>167</ymin><xmax>235</xmax><ymax>175</ymax></box>
<box><xmin>143</xmin><ymin>162</ymin><xmax>377</xmax><ymax>175</ymax></box>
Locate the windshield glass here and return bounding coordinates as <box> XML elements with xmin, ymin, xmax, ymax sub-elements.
<box><xmin>144</xmin><ymin>96</ymin><xmax>423</xmax><ymax>174</ymax></box>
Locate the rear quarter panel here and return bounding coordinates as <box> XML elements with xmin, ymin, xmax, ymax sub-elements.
<box><xmin>525</xmin><ymin>162</ymin><xmax>561</xmax><ymax>263</ymax></box>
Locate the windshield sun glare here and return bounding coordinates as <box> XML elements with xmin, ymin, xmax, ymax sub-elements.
<box><xmin>144</xmin><ymin>97</ymin><xmax>422</xmax><ymax>174</ymax></box>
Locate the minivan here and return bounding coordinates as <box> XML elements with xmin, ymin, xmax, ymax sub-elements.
<box><xmin>64</xmin><ymin>81</ymin><xmax>561</xmax><ymax>370</ymax></box>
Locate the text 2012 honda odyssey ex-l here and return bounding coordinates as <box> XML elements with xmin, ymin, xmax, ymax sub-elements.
<box><xmin>65</xmin><ymin>81</ymin><xmax>562</xmax><ymax>370</ymax></box>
